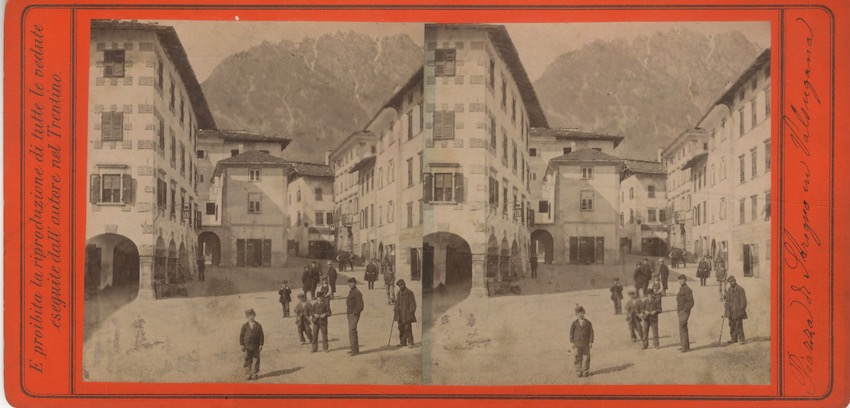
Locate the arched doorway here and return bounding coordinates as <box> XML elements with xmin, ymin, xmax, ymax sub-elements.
<box><xmin>154</xmin><ymin>237</ymin><xmax>166</xmax><ymax>282</ymax></box>
<box><xmin>530</xmin><ymin>229</ymin><xmax>554</xmax><ymax>264</ymax></box>
<box><xmin>198</xmin><ymin>231</ymin><xmax>221</xmax><ymax>266</ymax></box>
<box><xmin>499</xmin><ymin>238</ymin><xmax>510</xmax><ymax>282</ymax></box>
<box><xmin>423</xmin><ymin>232</ymin><xmax>472</xmax><ymax>289</ymax></box>
<box><xmin>510</xmin><ymin>240</ymin><xmax>521</xmax><ymax>280</ymax></box>
<box><xmin>486</xmin><ymin>235</ymin><xmax>499</xmax><ymax>279</ymax></box>
<box><xmin>178</xmin><ymin>242</ymin><xmax>189</xmax><ymax>281</ymax></box>
<box><xmin>167</xmin><ymin>240</ymin><xmax>177</xmax><ymax>283</ymax></box>
<box><xmin>85</xmin><ymin>233</ymin><xmax>140</xmax><ymax>292</ymax></box>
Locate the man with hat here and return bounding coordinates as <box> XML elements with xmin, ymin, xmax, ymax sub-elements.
<box><xmin>676</xmin><ymin>274</ymin><xmax>695</xmax><ymax>352</ymax></box>
<box><xmin>239</xmin><ymin>308</ymin><xmax>264</xmax><ymax>381</ymax></box>
<box><xmin>714</xmin><ymin>255</ymin><xmax>728</xmax><ymax>301</ymax></box>
<box><xmin>724</xmin><ymin>276</ymin><xmax>748</xmax><ymax>344</ymax></box>
<box><xmin>624</xmin><ymin>290</ymin><xmax>643</xmax><ymax>342</ymax></box>
<box><xmin>326</xmin><ymin>261</ymin><xmax>338</xmax><ymax>299</ymax></box>
<box><xmin>641</xmin><ymin>288</ymin><xmax>661</xmax><ymax>350</ymax></box>
<box><xmin>346</xmin><ymin>277</ymin><xmax>364</xmax><ymax>355</ymax></box>
<box><xmin>569</xmin><ymin>305</ymin><xmax>594</xmax><ymax>377</ymax></box>
<box><xmin>311</xmin><ymin>290</ymin><xmax>332</xmax><ymax>353</ymax></box>
<box><xmin>393</xmin><ymin>279</ymin><xmax>417</xmax><ymax>348</ymax></box>
<box><xmin>658</xmin><ymin>258</ymin><xmax>670</xmax><ymax>296</ymax></box>
<box><xmin>293</xmin><ymin>293</ymin><xmax>314</xmax><ymax>345</ymax></box>
<box><xmin>384</xmin><ymin>262</ymin><xmax>397</xmax><ymax>305</ymax></box>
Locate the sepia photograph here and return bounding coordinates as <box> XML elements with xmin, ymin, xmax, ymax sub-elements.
<box><xmin>81</xmin><ymin>18</ymin><xmax>770</xmax><ymax>386</ymax></box>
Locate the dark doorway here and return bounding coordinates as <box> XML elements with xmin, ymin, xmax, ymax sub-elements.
<box><xmin>198</xmin><ymin>231</ymin><xmax>221</xmax><ymax>266</ymax></box>
<box><xmin>530</xmin><ymin>230</ymin><xmax>554</xmax><ymax>264</ymax></box>
<box><xmin>743</xmin><ymin>244</ymin><xmax>752</xmax><ymax>277</ymax></box>
<box><xmin>423</xmin><ymin>242</ymin><xmax>434</xmax><ymax>290</ymax></box>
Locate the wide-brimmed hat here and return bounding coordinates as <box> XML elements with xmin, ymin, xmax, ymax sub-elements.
<box><xmin>727</xmin><ymin>276</ymin><xmax>737</xmax><ymax>283</ymax></box>
<box><xmin>348</xmin><ymin>277</ymin><xmax>357</xmax><ymax>284</ymax></box>
<box><xmin>396</xmin><ymin>279</ymin><xmax>406</xmax><ymax>286</ymax></box>
<box><xmin>677</xmin><ymin>274</ymin><xmax>687</xmax><ymax>281</ymax></box>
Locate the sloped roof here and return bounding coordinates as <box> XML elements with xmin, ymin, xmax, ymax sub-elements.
<box><xmin>91</xmin><ymin>20</ymin><xmax>216</xmax><ymax>130</ymax></box>
<box><xmin>217</xmin><ymin>150</ymin><xmax>290</xmax><ymax>166</ymax></box>
<box><xmin>530</xmin><ymin>127</ymin><xmax>625</xmax><ymax>148</ymax></box>
<box><xmin>550</xmin><ymin>148</ymin><xmax>623</xmax><ymax>164</ymax></box>
<box><xmin>716</xmin><ymin>49</ymin><xmax>771</xmax><ymax>109</ymax></box>
<box><xmin>428</xmin><ymin>24</ymin><xmax>549</xmax><ymax>128</ymax></box>
<box><xmin>364</xmin><ymin>66</ymin><xmax>424</xmax><ymax>130</ymax></box>
<box><xmin>681</xmin><ymin>152</ymin><xmax>709</xmax><ymax>170</ymax></box>
<box><xmin>198</xmin><ymin>129</ymin><xmax>292</xmax><ymax>150</ymax></box>
<box><xmin>623</xmin><ymin>159</ymin><xmax>665</xmax><ymax>175</ymax></box>
<box><xmin>288</xmin><ymin>161</ymin><xmax>333</xmax><ymax>178</ymax></box>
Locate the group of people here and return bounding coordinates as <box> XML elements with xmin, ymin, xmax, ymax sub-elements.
<box><xmin>581</xmin><ymin>256</ymin><xmax>750</xmax><ymax>378</ymax></box>
<box><xmin>238</xmin><ymin>262</ymin><xmax>417</xmax><ymax>381</ymax></box>
<box><xmin>364</xmin><ymin>259</ymin><xmax>397</xmax><ymax>306</ymax></box>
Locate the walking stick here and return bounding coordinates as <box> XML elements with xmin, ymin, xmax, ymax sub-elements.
<box><xmin>387</xmin><ymin>320</ymin><xmax>395</xmax><ymax>346</ymax></box>
<box><xmin>717</xmin><ymin>316</ymin><xmax>726</xmax><ymax>344</ymax></box>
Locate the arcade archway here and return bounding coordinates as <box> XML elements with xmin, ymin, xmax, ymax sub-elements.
<box><xmin>198</xmin><ymin>231</ymin><xmax>221</xmax><ymax>266</ymax></box>
<box><xmin>531</xmin><ymin>229</ymin><xmax>554</xmax><ymax>264</ymax></box>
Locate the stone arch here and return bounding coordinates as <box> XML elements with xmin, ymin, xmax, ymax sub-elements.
<box><xmin>531</xmin><ymin>229</ymin><xmax>554</xmax><ymax>264</ymax></box>
<box><xmin>198</xmin><ymin>231</ymin><xmax>221</xmax><ymax>266</ymax></box>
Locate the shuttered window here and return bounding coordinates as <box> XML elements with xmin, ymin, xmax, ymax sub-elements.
<box><xmin>103</xmin><ymin>50</ymin><xmax>125</xmax><ymax>78</ymax></box>
<box><xmin>90</xmin><ymin>173</ymin><xmax>134</xmax><ymax>205</ymax></box>
<box><xmin>435</xmin><ymin>49</ymin><xmax>456</xmax><ymax>77</ymax></box>
<box><xmin>424</xmin><ymin>171</ymin><xmax>463</xmax><ymax>203</ymax></box>
<box><xmin>433</xmin><ymin>111</ymin><xmax>455</xmax><ymax>140</ymax></box>
<box><xmin>101</xmin><ymin>112</ymin><xmax>124</xmax><ymax>141</ymax></box>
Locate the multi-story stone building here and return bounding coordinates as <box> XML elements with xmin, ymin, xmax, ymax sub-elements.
<box><xmin>698</xmin><ymin>49</ymin><xmax>771</xmax><ymax>278</ymax></box>
<box><xmin>85</xmin><ymin>20</ymin><xmax>214</xmax><ymax>300</ymax></box>
<box><xmin>527</xmin><ymin>127</ymin><xmax>623</xmax><ymax>264</ymax></box>
<box><xmin>210</xmin><ymin>151</ymin><xmax>290</xmax><ymax>267</ymax></box>
<box><xmin>286</xmin><ymin>161</ymin><xmax>335</xmax><ymax>259</ymax></box>
<box><xmin>620</xmin><ymin>159</ymin><xmax>668</xmax><ymax>256</ymax></box>
<box><xmin>331</xmin><ymin>131</ymin><xmax>375</xmax><ymax>264</ymax></box>
<box><xmin>422</xmin><ymin>24</ymin><xmax>545</xmax><ymax>296</ymax></box>
<box><xmin>545</xmin><ymin>149</ymin><xmax>624</xmax><ymax>265</ymax></box>
<box><xmin>661</xmin><ymin>128</ymin><xmax>708</xmax><ymax>260</ymax></box>
<box><xmin>196</xmin><ymin>129</ymin><xmax>291</xmax><ymax>265</ymax></box>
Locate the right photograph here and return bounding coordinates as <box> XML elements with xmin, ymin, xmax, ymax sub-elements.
<box><xmin>420</xmin><ymin>22</ymin><xmax>772</xmax><ymax>385</ymax></box>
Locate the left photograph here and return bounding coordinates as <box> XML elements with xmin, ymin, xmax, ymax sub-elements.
<box><xmin>82</xmin><ymin>19</ymin><xmax>424</xmax><ymax>384</ymax></box>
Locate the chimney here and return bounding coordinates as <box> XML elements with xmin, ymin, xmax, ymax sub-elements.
<box><xmin>325</xmin><ymin>150</ymin><xmax>332</xmax><ymax>166</ymax></box>
<box><xmin>657</xmin><ymin>147</ymin><xmax>664</xmax><ymax>163</ymax></box>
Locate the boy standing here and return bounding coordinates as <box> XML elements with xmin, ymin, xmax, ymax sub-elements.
<box><xmin>609</xmin><ymin>278</ymin><xmax>624</xmax><ymax>315</ymax></box>
<box><xmin>278</xmin><ymin>280</ymin><xmax>292</xmax><ymax>318</ymax></box>
<box><xmin>569</xmin><ymin>305</ymin><xmax>594</xmax><ymax>378</ymax></box>
<box><xmin>239</xmin><ymin>309</ymin><xmax>264</xmax><ymax>381</ymax></box>
<box><xmin>641</xmin><ymin>289</ymin><xmax>661</xmax><ymax>350</ymax></box>
<box><xmin>293</xmin><ymin>293</ymin><xmax>313</xmax><ymax>345</ymax></box>
<box><xmin>624</xmin><ymin>290</ymin><xmax>643</xmax><ymax>342</ymax></box>
<box><xmin>311</xmin><ymin>292</ymin><xmax>332</xmax><ymax>352</ymax></box>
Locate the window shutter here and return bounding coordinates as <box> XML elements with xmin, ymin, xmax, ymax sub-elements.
<box><xmin>423</xmin><ymin>173</ymin><xmax>433</xmax><ymax>203</ymax></box>
<box><xmin>433</xmin><ymin>111</ymin><xmax>443</xmax><ymax>140</ymax></box>
<box><xmin>122</xmin><ymin>174</ymin><xmax>134</xmax><ymax>204</ymax></box>
<box><xmin>454</xmin><ymin>173</ymin><xmax>464</xmax><ymax>203</ymax></box>
<box><xmin>528</xmin><ymin>208</ymin><xmax>535</xmax><ymax>226</ymax></box>
<box><xmin>90</xmin><ymin>174</ymin><xmax>101</xmax><ymax>204</ymax></box>
<box><xmin>101</xmin><ymin>113</ymin><xmax>112</xmax><ymax>140</ymax></box>
<box><xmin>113</xmin><ymin>113</ymin><xmax>123</xmax><ymax>140</ymax></box>
<box><xmin>113</xmin><ymin>53</ymin><xmax>124</xmax><ymax>77</ymax></box>
<box><xmin>444</xmin><ymin>111</ymin><xmax>455</xmax><ymax>139</ymax></box>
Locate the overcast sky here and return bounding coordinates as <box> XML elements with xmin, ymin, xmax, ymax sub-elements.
<box><xmin>162</xmin><ymin>20</ymin><xmax>769</xmax><ymax>83</ymax></box>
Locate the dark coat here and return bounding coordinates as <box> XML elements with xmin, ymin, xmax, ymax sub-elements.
<box><xmin>294</xmin><ymin>301</ymin><xmax>313</xmax><ymax>326</ymax></box>
<box><xmin>633</xmin><ymin>267</ymin><xmax>645</xmax><ymax>288</ymax></box>
<box><xmin>327</xmin><ymin>266</ymin><xmax>338</xmax><ymax>286</ymax></box>
<box><xmin>697</xmin><ymin>260</ymin><xmax>711</xmax><ymax>278</ymax></box>
<box><xmin>317</xmin><ymin>284</ymin><xmax>332</xmax><ymax>299</ymax></box>
<box><xmin>569</xmin><ymin>319</ymin><xmax>594</xmax><ymax>346</ymax></box>
<box><xmin>239</xmin><ymin>321</ymin><xmax>264</xmax><ymax>351</ymax></box>
<box><xmin>346</xmin><ymin>287</ymin><xmax>364</xmax><ymax>316</ymax></box>
<box><xmin>642</xmin><ymin>296</ymin><xmax>661</xmax><ymax>321</ymax></box>
<box><xmin>677</xmin><ymin>284</ymin><xmax>694</xmax><ymax>312</ymax></box>
<box><xmin>610</xmin><ymin>284</ymin><xmax>624</xmax><ymax>301</ymax></box>
<box><xmin>302</xmin><ymin>269</ymin><xmax>313</xmax><ymax>289</ymax></box>
<box><xmin>659</xmin><ymin>263</ymin><xmax>670</xmax><ymax>280</ymax></box>
<box><xmin>312</xmin><ymin>300</ymin><xmax>331</xmax><ymax>323</ymax></box>
<box><xmin>394</xmin><ymin>288</ymin><xmax>417</xmax><ymax>323</ymax></box>
<box><xmin>714</xmin><ymin>259</ymin><xmax>727</xmax><ymax>282</ymax></box>
<box><xmin>725</xmin><ymin>284</ymin><xmax>748</xmax><ymax>319</ymax></box>
<box><xmin>278</xmin><ymin>287</ymin><xmax>292</xmax><ymax>304</ymax></box>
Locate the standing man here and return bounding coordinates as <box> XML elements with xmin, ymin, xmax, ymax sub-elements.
<box><xmin>346</xmin><ymin>277</ymin><xmax>364</xmax><ymax>355</ymax></box>
<box><xmin>311</xmin><ymin>292</ymin><xmax>331</xmax><ymax>353</ymax></box>
<box><xmin>569</xmin><ymin>305</ymin><xmax>594</xmax><ymax>378</ymax></box>
<box><xmin>715</xmin><ymin>256</ymin><xmax>728</xmax><ymax>301</ymax></box>
<box><xmin>293</xmin><ymin>293</ymin><xmax>314</xmax><ymax>345</ymax></box>
<box><xmin>301</xmin><ymin>266</ymin><xmax>315</xmax><ymax>300</ymax></box>
<box><xmin>641</xmin><ymin>288</ymin><xmax>661</xmax><ymax>349</ymax></box>
<box><xmin>530</xmin><ymin>253</ymin><xmax>538</xmax><ymax>279</ymax></box>
<box><xmin>724</xmin><ymin>276</ymin><xmax>748</xmax><ymax>344</ymax></box>
<box><xmin>658</xmin><ymin>258</ymin><xmax>670</xmax><ymax>296</ymax></box>
<box><xmin>239</xmin><ymin>308</ymin><xmax>264</xmax><ymax>381</ymax></box>
<box><xmin>278</xmin><ymin>280</ymin><xmax>292</xmax><ymax>318</ymax></box>
<box><xmin>633</xmin><ymin>262</ymin><xmax>645</xmax><ymax>297</ymax></box>
<box><xmin>326</xmin><ymin>261</ymin><xmax>338</xmax><ymax>299</ymax></box>
<box><xmin>393</xmin><ymin>279</ymin><xmax>417</xmax><ymax>348</ymax></box>
<box><xmin>624</xmin><ymin>290</ymin><xmax>643</xmax><ymax>342</ymax></box>
<box><xmin>383</xmin><ymin>262</ymin><xmax>396</xmax><ymax>305</ymax></box>
<box><xmin>697</xmin><ymin>256</ymin><xmax>711</xmax><ymax>286</ymax></box>
<box><xmin>196</xmin><ymin>253</ymin><xmax>205</xmax><ymax>282</ymax></box>
<box><xmin>676</xmin><ymin>274</ymin><xmax>694</xmax><ymax>352</ymax></box>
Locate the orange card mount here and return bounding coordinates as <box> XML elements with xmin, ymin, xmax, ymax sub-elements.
<box><xmin>4</xmin><ymin>0</ymin><xmax>849</xmax><ymax>407</ymax></box>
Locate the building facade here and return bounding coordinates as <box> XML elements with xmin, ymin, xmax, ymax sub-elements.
<box><xmin>195</xmin><ymin>129</ymin><xmax>291</xmax><ymax>265</ymax></box>
<box><xmin>211</xmin><ymin>151</ymin><xmax>290</xmax><ymax>267</ymax></box>
<box><xmin>620</xmin><ymin>160</ymin><xmax>668</xmax><ymax>257</ymax></box>
<box><xmin>287</xmin><ymin>162</ymin><xmax>335</xmax><ymax>259</ymax></box>
<box><xmin>546</xmin><ymin>149</ymin><xmax>624</xmax><ymax>265</ymax></box>
<box><xmin>86</xmin><ymin>21</ymin><xmax>215</xmax><ymax>300</ymax></box>
<box><xmin>527</xmin><ymin>127</ymin><xmax>623</xmax><ymax>264</ymax></box>
<box><xmin>661</xmin><ymin>129</ymin><xmax>708</xmax><ymax>260</ymax></box>
<box><xmin>422</xmin><ymin>24</ymin><xmax>545</xmax><ymax>296</ymax></box>
<box><xmin>698</xmin><ymin>50</ymin><xmax>771</xmax><ymax>278</ymax></box>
